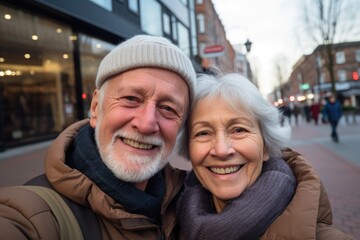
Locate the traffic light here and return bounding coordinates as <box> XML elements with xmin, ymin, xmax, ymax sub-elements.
<box><xmin>352</xmin><ymin>71</ymin><xmax>359</xmax><ymax>81</ymax></box>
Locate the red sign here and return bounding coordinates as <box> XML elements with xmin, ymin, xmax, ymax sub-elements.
<box><xmin>204</xmin><ymin>45</ymin><xmax>224</xmax><ymax>54</ymax></box>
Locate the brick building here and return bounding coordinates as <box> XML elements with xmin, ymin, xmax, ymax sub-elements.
<box><xmin>195</xmin><ymin>0</ymin><xmax>235</xmax><ymax>73</ymax></box>
<box><xmin>286</xmin><ymin>41</ymin><xmax>360</xmax><ymax>108</ymax></box>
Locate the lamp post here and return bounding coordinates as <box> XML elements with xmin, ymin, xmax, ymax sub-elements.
<box><xmin>244</xmin><ymin>38</ymin><xmax>252</xmax><ymax>53</ymax></box>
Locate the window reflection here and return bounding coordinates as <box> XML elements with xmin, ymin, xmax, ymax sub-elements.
<box><xmin>0</xmin><ymin>4</ymin><xmax>76</xmax><ymax>144</ymax></box>
<box><xmin>79</xmin><ymin>34</ymin><xmax>116</xmax><ymax>117</ymax></box>
<box><xmin>178</xmin><ymin>22</ymin><xmax>190</xmax><ymax>56</ymax></box>
<box><xmin>140</xmin><ymin>0</ymin><xmax>162</xmax><ymax>36</ymax></box>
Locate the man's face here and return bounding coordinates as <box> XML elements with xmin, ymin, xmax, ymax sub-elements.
<box><xmin>90</xmin><ymin>68</ymin><xmax>189</xmax><ymax>183</ymax></box>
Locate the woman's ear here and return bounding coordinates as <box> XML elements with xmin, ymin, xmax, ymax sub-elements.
<box><xmin>263</xmin><ymin>148</ymin><xmax>270</xmax><ymax>161</ymax></box>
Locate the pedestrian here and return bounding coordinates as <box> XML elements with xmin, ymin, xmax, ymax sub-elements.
<box><xmin>303</xmin><ymin>103</ymin><xmax>311</xmax><ymax>123</ymax></box>
<box><xmin>176</xmin><ymin>72</ymin><xmax>353</xmax><ymax>240</ymax></box>
<box><xmin>323</xmin><ymin>94</ymin><xmax>343</xmax><ymax>142</ymax></box>
<box><xmin>278</xmin><ymin>101</ymin><xmax>291</xmax><ymax>126</ymax></box>
<box><xmin>310</xmin><ymin>100</ymin><xmax>321</xmax><ymax>125</ymax></box>
<box><xmin>292</xmin><ymin>103</ymin><xmax>301</xmax><ymax>125</ymax></box>
<box><xmin>0</xmin><ymin>34</ymin><xmax>197</xmax><ymax>239</ymax></box>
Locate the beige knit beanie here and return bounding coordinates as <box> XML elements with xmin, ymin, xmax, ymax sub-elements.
<box><xmin>96</xmin><ymin>34</ymin><xmax>196</xmax><ymax>102</ymax></box>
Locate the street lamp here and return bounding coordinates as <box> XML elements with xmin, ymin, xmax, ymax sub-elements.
<box><xmin>244</xmin><ymin>38</ymin><xmax>252</xmax><ymax>53</ymax></box>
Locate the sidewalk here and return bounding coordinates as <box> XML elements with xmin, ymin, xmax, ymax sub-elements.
<box><xmin>0</xmin><ymin>117</ymin><xmax>359</xmax><ymax>238</ymax></box>
<box><xmin>287</xmin><ymin>116</ymin><xmax>360</xmax><ymax>239</ymax></box>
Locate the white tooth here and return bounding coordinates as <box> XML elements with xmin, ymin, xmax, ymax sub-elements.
<box><xmin>210</xmin><ymin>166</ymin><xmax>241</xmax><ymax>175</ymax></box>
<box><xmin>123</xmin><ymin>138</ymin><xmax>153</xmax><ymax>149</ymax></box>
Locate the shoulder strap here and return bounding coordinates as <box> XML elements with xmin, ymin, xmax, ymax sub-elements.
<box><xmin>18</xmin><ymin>186</ymin><xmax>83</xmax><ymax>240</ymax></box>
<box><xmin>25</xmin><ymin>174</ymin><xmax>102</xmax><ymax>240</ymax></box>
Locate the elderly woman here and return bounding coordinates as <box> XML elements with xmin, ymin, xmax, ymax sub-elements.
<box><xmin>176</xmin><ymin>73</ymin><xmax>353</xmax><ymax>240</ymax></box>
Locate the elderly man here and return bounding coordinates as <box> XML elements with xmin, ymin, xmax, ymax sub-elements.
<box><xmin>0</xmin><ymin>35</ymin><xmax>196</xmax><ymax>239</ymax></box>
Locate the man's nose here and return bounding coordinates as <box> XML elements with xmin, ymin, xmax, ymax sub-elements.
<box><xmin>132</xmin><ymin>103</ymin><xmax>159</xmax><ymax>135</ymax></box>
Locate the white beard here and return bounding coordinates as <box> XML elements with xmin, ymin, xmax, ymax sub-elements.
<box><xmin>95</xmin><ymin>127</ymin><xmax>169</xmax><ymax>182</ymax></box>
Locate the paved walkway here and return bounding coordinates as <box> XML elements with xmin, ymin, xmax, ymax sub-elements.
<box><xmin>0</xmin><ymin>116</ymin><xmax>359</xmax><ymax>238</ymax></box>
<box><xmin>287</xmin><ymin>116</ymin><xmax>360</xmax><ymax>239</ymax></box>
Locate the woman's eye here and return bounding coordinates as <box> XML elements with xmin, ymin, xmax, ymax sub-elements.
<box><xmin>194</xmin><ymin>131</ymin><xmax>209</xmax><ymax>137</ymax></box>
<box><xmin>232</xmin><ymin>127</ymin><xmax>245</xmax><ymax>133</ymax></box>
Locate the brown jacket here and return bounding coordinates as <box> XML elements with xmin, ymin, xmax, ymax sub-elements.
<box><xmin>261</xmin><ymin>148</ymin><xmax>353</xmax><ymax>240</ymax></box>
<box><xmin>0</xmin><ymin>119</ymin><xmax>186</xmax><ymax>239</ymax></box>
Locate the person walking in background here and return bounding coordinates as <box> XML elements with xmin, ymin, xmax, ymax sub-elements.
<box><xmin>0</xmin><ymin>34</ymin><xmax>197</xmax><ymax>239</ymax></box>
<box><xmin>176</xmin><ymin>72</ymin><xmax>353</xmax><ymax>240</ymax></box>
<box><xmin>292</xmin><ymin>103</ymin><xmax>301</xmax><ymax>125</ymax></box>
<box><xmin>323</xmin><ymin>94</ymin><xmax>343</xmax><ymax>142</ymax></box>
<box><xmin>303</xmin><ymin>103</ymin><xmax>311</xmax><ymax>123</ymax></box>
<box><xmin>279</xmin><ymin>101</ymin><xmax>292</xmax><ymax>126</ymax></box>
<box><xmin>310</xmin><ymin>100</ymin><xmax>321</xmax><ymax>125</ymax></box>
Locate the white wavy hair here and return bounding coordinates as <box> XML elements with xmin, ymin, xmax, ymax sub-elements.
<box><xmin>176</xmin><ymin>71</ymin><xmax>291</xmax><ymax>160</ymax></box>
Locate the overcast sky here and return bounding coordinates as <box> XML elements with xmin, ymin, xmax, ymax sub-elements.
<box><xmin>211</xmin><ymin>0</ymin><xmax>360</xmax><ymax>97</ymax></box>
<box><xmin>211</xmin><ymin>0</ymin><xmax>306</xmax><ymax>96</ymax></box>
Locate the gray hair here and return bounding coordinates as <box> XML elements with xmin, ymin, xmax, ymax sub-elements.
<box><xmin>176</xmin><ymin>72</ymin><xmax>291</xmax><ymax>159</ymax></box>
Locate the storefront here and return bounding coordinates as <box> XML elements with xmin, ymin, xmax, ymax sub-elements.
<box><xmin>0</xmin><ymin>0</ymin><xmax>199</xmax><ymax>151</ymax></box>
<box><xmin>0</xmin><ymin>2</ymin><xmax>117</xmax><ymax>150</ymax></box>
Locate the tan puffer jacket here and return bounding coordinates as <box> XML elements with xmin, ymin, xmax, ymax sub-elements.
<box><xmin>261</xmin><ymin>148</ymin><xmax>354</xmax><ymax>240</ymax></box>
<box><xmin>0</xmin><ymin>119</ymin><xmax>186</xmax><ymax>240</ymax></box>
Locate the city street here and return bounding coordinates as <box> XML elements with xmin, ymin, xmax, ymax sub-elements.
<box><xmin>0</xmin><ymin>115</ymin><xmax>359</xmax><ymax>238</ymax></box>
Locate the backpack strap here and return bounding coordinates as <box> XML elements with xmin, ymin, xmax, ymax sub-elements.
<box><xmin>18</xmin><ymin>186</ymin><xmax>83</xmax><ymax>240</ymax></box>
<box><xmin>25</xmin><ymin>174</ymin><xmax>101</xmax><ymax>240</ymax></box>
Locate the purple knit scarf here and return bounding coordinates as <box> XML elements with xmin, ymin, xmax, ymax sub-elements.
<box><xmin>176</xmin><ymin>158</ymin><xmax>296</xmax><ymax>240</ymax></box>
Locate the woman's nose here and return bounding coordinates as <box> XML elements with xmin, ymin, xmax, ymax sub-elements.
<box><xmin>210</xmin><ymin>134</ymin><xmax>235</xmax><ymax>159</ymax></box>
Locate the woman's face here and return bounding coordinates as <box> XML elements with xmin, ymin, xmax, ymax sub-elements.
<box><xmin>189</xmin><ymin>95</ymin><xmax>269</xmax><ymax>201</ymax></box>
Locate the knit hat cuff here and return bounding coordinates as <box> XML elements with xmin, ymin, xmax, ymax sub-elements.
<box><xmin>95</xmin><ymin>36</ymin><xmax>196</xmax><ymax>102</ymax></box>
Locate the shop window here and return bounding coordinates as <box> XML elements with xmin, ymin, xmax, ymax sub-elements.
<box><xmin>0</xmin><ymin>3</ymin><xmax>77</xmax><ymax>145</ymax></box>
<box><xmin>189</xmin><ymin>0</ymin><xmax>198</xmax><ymax>56</ymax></box>
<box><xmin>335</xmin><ymin>51</ymin><xmax>345</xmax><ymax>64</ymax></box>
<box><xmin>163</xmin><ymin>12</ymin><xmax>171</xmax><ymax>35</ymax></box>
<box><xmin>197</xmin><ymin>14</ymin><xmax>205</xmax><ymax>33</ymax></box>
<box><xmin>320</xmin><ymin>73</ymin><xmax>325</xmax><ymax>83</ymax></box>
<box><xmin>79</xmin><ymin>34</ymin><xmax>116</xmax><ymax>118</ymax></box>
<box><xmin>337</xmin><ymin>69</ymin><xmax>347</xmax><ymax>82</ymax></box>
<box><xmin>297</xmin><ymin>73</ymin><xmax>302</xmax><ymax>83</ymax></box>
<box><xmin>316</xmin><ymin>56</ymin><xmax>323</xmax><ymax>67</ymax></box>
<box><xmin>128</xmin><ymin>0</ymin><xmax>139</xmax><ymax>13</ymax></box>
<box><xmin>140</xmin><ymin>0</ymin><xmax>162</xmax><ymax>36</ymax></box>
<box><xmin>177</xmin><ymin>21</ymin><xmax>190</xmax><ymax>56</ymax></box>
<box><xmin>172</xmin><ymin>16</ymin><xmax>178</xmax><ymax>41</ymax></box>
<box><xmin>180</xmin><ymin>0</ymin><xmax>188</xmax><ymax>6</ymax></box>
<box><xmin>89</xmin><ymin>0</ymin><xmax>112</xmax><ymax>11</ymax></box>
<box><xmin>355</xmin><ymin>49</ymin><xmax>360</xmax><ymax>63</ymax></box>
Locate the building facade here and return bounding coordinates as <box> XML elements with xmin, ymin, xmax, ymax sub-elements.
<box><xmin>286</xmin><ymin>41</ymin><xmax>360</xmax><ymax>107</ymax></box>
<box><xmin>195</xmin><ymin>0</ymin><xmax>235</xmax><ymax>72</ymax></box>
<box><xmin>0</xmin><ymin>0</ymin><xmax>199</xmax><ymax>151</ymax></box>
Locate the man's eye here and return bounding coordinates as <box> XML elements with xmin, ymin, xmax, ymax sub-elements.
<box><xmin>161</xmin><ymin>105</ymin><xmax>175</xmax><ymax>113</ymax></box>
<box><xmin>124</xmin><ymin>96</ymin><xmax>138</xmax><ymax>102</ymax></box>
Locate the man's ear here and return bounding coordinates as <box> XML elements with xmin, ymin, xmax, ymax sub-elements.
<box><xmin>89</xmin><ymin>89</ymin><xmax>99</xmax><ymax>128</ymax></box>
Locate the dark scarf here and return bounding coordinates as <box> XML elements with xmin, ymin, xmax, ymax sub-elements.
<box><xmin>66</xmin><ymin>125</ymin><xmax>166</xmax><ymax>221</ymax></box>
<box><xmin>176</xmin><ymin>158</ymin><xmax>296</xmax><ymax>240</ymax></box>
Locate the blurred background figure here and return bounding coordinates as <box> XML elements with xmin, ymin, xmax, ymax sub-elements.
<box><xmin>310</xmin><ymin>101</ymin><xmax>321</xmax><ymax>125</ymax></box>
<box><xmin>279</xmin><ymin>101</ymin><xmax>292</xmax><ymax>126</ymax></box>
<box><xmin>292</xmin><ymin>104</ymin><xmax>301</xmax><ymax>126</ymax></box>
<box><xmin>303</xmin><ymin>103</ymin><xmax>311</xmax><ymax>123</ymax></box>
<box><xmin>323</xmin><ymin>95</ymin><xmax>343</xmax><ymax>143</ymax></box>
